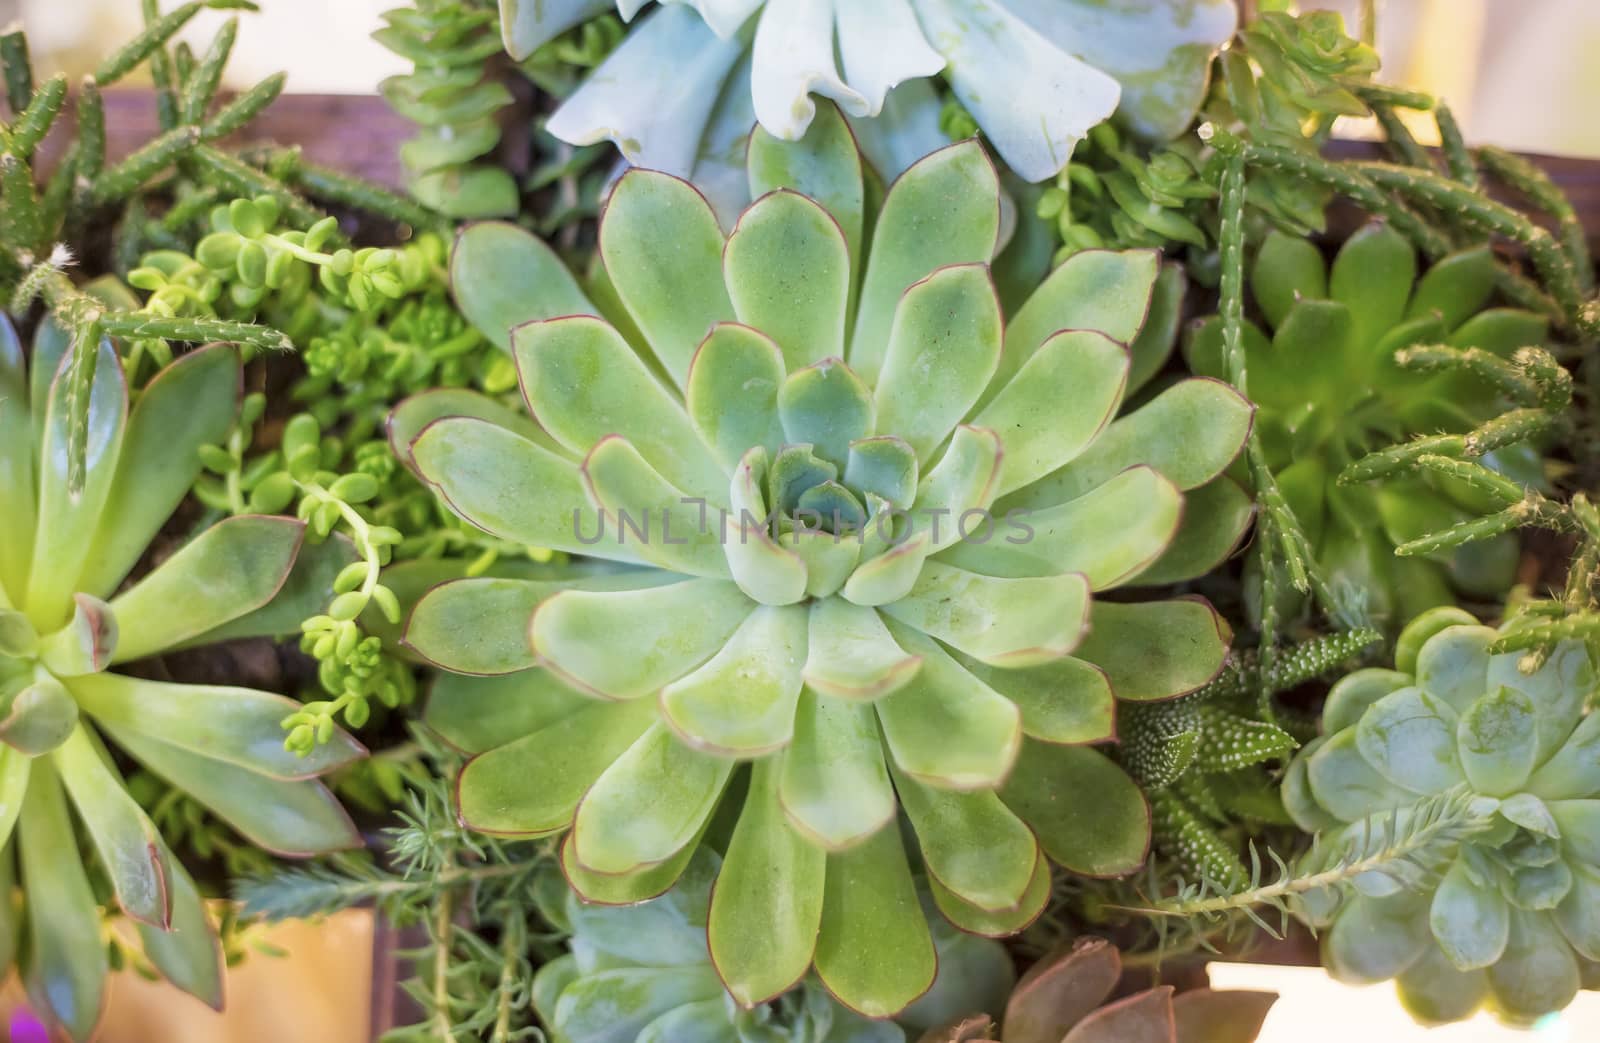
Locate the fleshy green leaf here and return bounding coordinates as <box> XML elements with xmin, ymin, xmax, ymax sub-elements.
<box><xmin>778</xmin><ymin>357</ymin><xmax>875</xmax><ymax>468</ymax></box>
<box><xmin>517</xmin><ymin>315</ymin><xmax>727</xmax><ymax>502</ymax></box>
<box><xmin>928</xmin><ymin>849</ymin><xmax>1050</xmax><ymax>938</ymax></box>
<box><xmin>875</xmin><ymin>622</ymin><xmax>1021</xmax><ymax>790</ymax></box>
<box><xmin>661</xmin><ymin>604</ymin><xmax>807</xmax><ymax>755</ymax></box>
<box><xmin>814</xmin><ymin>824</ymin><xmax>935</xmax><ymax>1018</ymax></box>
<box><xmin>685</xmin><ymin>323</ymin><xmax>787</xmax><ymax>472</ymax></box>
<box><xmin>1355</xmin><ymin>686</ymin><xmax>1462</xmax><ymax>795</ymax></box>
<box><xmin>894</xmin><ymin>767</ymin><xmax>1037</xmax><ymax>912</ymax></box>
<box><xmin>1305</xmin><ymin>728</ymin><xmax>1417</xmax><ymax>822</ymax></box>
<box><xmin>1329</xmin><ymin>223</ymin><xmax>1417</xmax><ymax>353</ymax></box>
<box><xmin>1457</xmin><ymin>685</ymin><xmax>1539</xmax><ymax>797</ymax></box>
<box><xmin>581</xmin><ymin>437</ymin><xmax>731</xmax><ymax>577</ymax></box>
<box><xmin>459</xmin><ymin>697</ymin><xmax>656</xmax><ymax>835</ymax></box>
<box><xmin>136</xmin><ymin>859</ymin><xmax>223</xmax><ymax>1010</ymax></box>
<box><xmin>599</xmin><ymin>169</ymin><xmax>735</xmax><ymax>387</ymax></box>
<box><xmin>27</xmin><ymin>338</ymin><xmax>127</xmax><ymax>629</ymax></box>
<box><xmin>1072</xmin><ymin>599</ymin><xmax>1228</xmax><ymax>702</ymax></box>
<box><xmin>1000</xmin><ymin>741</ymin><xmax>1149</xmax><ymax>877</ymax></box>
<box><xmin>1251</xmin><ymin>229</ymin><xmax>1327</xmax><ymax>331</ymax></box>
<box><xmin>107</xmin><ymin>515</ymin><xmax>302</xmax><ymax>664</ymax></box>
<box><xmin>1324</xmin><ymin>893</ymin><xmax>1429</xmax><ymax>984</ymax></box>
<box><xmin>973</xmin><ymin>329</ymin><xmax>1128</xmax><ymax>498</ymax></box>
<box><xmin>0</xmin><ymin>315</ymin><xmax>35</xmax><ymax>600</ymax></box>
<box><xmin>1006</xmin><ymin>378</ymin><xmax>1251</xmax><ymax>512</ymax></box>
<box><xmin>1407</xmin><ymin>246</ymin><xmax>1496</xmax><ymax>330</ymax></box>
<box><xmin>1131</xmin><ymin>477</ymin><xmax>1253</xmax><ymax>586</ymax></box>
<box><xmin>105</xmin><ymin>724</ymin><xmax>358</xmax><ymax>856</ymax></box>
<box><xmin>18</xmin><ymin>759</ymin><xmax>105</xmax><ymax>1043</ymax></box>
<box><xmin>68</xmin><ymin>672</ymin><xmax>362</xmax><ymax>779</ymax></box>
<box><xmin>1487</xmin><ymin>910</ymin><xmax>1580</xmax><ymax>1022</ymax></box>
<box><xmin>849</xmin><ymin>142</ymin><xmax>999</xmax><ymax>384</ymax></box>
<box><xmin>943</xmin><ymin>465</ymin><xmax>1180</xmax><ymax>589</ymax></box>
<box><xmin>708</xmin><ymin>759</ymin><xmax>825</xmax><ymax>1005</ymax></box>
<box><xmin>425</xmin><ymin>670</ymin><xmax>589</xmax><ymax>756</ymax></box>
<box><xmin>454</xmin><ymin>220</ymin><xmax>598</xmax><ymax>350</ymax></box>
<box><xmin>880</xmin><ymin>562</ymin><xmax>1089</xmax><ymax>667</ymax></box>
<box><xmin>1323</xmin><ymin>668</ymin><xmax>1411</xmax><ymax>735</ymax></box>
<box><xmin>78</xmin><ymin>342</ymin><xmax>240</xmax><ymax>598</ymax></box>
<box><xmin>412</xmin><ymin>415</ymin><xmax>638</xmax><ymax>561</ymax></box>
<box><xmin>388</xmin><ymin>386</ymin><xmax>557</xmax><ymax>470</ymax></box>
<box><xmin>873</xmin><ymin>264</ymin><xmax>1001</xmax><ymax>462</ymax></box>
<box><xmin>726</xmin><ymin>190</ymin><xmax>851</xmax><ymax>371</ymax></box>
<box><xmin>52</xmin><ymin>724</ymin><xmax>172</xmax><ymax>927</ymax></box>
<box><xmin>532</xmin><ymin>579</ymin><xmax>752</xmax><ymax>699</ymax></box>
<box><xmin>571</xmin><ymin>722</ymin><xmax>733</xmax><ymax>875</ymax></box>
<box><xmin>802</xmin><ymin>597</ymin><xmax>921</xmax><ymax>700</ymax></box>
<box><xmin>1431</xmin><ymin>854</ymin><xmax>1510</xmax><ymax>970</ymax></box>
<box><xmin>779</xmin><ymin>689</ymin><xmax>896</xmax><ymax>850</ymax></box>
<box><xmin>746</xmin><ymin>99</ymin><xmax>866</xmax><ymax>292</ymax></box>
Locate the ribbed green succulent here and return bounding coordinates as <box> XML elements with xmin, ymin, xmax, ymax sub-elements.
<box><xmin>397</xmin><ymin>103</ymin><xmax>1250</xmax><ymax>1016</ymax></box>
<box><xmin>0</xmin><ymin>315</ymin><xmax>360</xmax><ymax>1041</ymax></box>
<box><xmin>1283</xmin><ymin>607</ymin><xmax>1600</xmax><ymax>1025</ymax></box>
<box><xmin>532</xmin><ymin>849</ymin><xmax>1014</xmax><ymax>1042</ymax></box>
<box><xmin>1188</xmin><ymin>224</ymin><xmax>1547</xmax><ymax>627</ymax></box>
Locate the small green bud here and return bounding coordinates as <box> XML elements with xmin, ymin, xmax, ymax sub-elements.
<box><xmin>228</xmin><ymin>197</ymin><xmax>268</xmax><ymax>238</ymax></box>
<box><xmin>371</xmin><ymin>585</ymin><xmax>401</xmax><ymax>625</ymax></box>
<box><xmin>328</xmin><ymin>591</ymin><xmax>368</xmax><ymax>621</ymax></box>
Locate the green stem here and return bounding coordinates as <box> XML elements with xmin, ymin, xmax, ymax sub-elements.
<box><xmin>1434</xmin><ymin>103</ymin><xmax>1477</xmax><ymax>189</ymax></box>
<box><xmin>1</xmin><ymin>28</ymin><xmax>34</xmax><ymax>115</ymax></box>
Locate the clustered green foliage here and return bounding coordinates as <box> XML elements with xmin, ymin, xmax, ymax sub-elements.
<box><xmin>8</xmin><ymin>1</ymin><xmax>1600</xmax><ymax>1040</ymax></box>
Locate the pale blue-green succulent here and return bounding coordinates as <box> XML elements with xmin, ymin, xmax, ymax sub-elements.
<box><xmin>0</xmin><ymin>312</ymin><xmax>360</xmax><ymax>1041</ymax></box>
<box><xmin>502</xmin><ymin>0</ymin><xmax>1235</xmax><ymax>216</ymax></box>
<box><xmin>1284</xmin><ymin>607</ymin><xmax>1600</xmax><ymax>1025</ymax></box>
<box><xmin>397</xmin><ymin>105</ymin><xmax>1250</xmax><ymax>1017</ymax></box>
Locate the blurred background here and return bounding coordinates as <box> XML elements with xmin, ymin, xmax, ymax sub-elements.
<box><xmin>2</xmin><ymin>0</ymin><xmax>1599</xmax><ymax>1040</ymax></box>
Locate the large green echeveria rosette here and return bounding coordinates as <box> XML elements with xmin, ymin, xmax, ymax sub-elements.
<box><xmin>0</xmin><ymin>310</ymin><xmax>361</xmax><ymax>1042</ymax></box>
<box><xmin>398</xmin><ymin>104</ymin><xmax>1251</xmax><ymax>1017</ymax></box>
<box><xmin>1283</xmin><ymin>607</ymin><xmax>1600</xmax><ymax>1025</ymax></box>
<box><xmin>1188</xmin><ymin>223</ymin><xmax>1548</xmax><ymax>628</ymax></box>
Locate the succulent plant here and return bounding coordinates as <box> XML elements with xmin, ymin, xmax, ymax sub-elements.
<box><xmin>396</xmin><ymin>103</ymin><xmax>1250</xmax><ymax>1016</ymax></box>
<box><xmin>533</xmin><ymin>848</ymin><xmax>1015</xmax><ymax>1042</ymax></box>
<box><xmin>374</xmin><ymin>0</ymin><xmax>521</xmax><ymax>218</ymax></box>
<box><xmin>1282</xmin><ymin>607</ymin><xmax>1600</xmax><ymax>1024</ymax></box>
<box><xmin>918</xmin><ymin>936</ymin><xmax>1276</xmax><ymax>1043</ymax></box>
<box><xmin>0</xmin><ymin>314</ymin><xmax>361</xmax><ymax>1041</ymax></box>
<box><xmin>499</xmin><ymin>0</ymin><xmax>1236</xmax><ymax>210</ymax></box>
<box><xmin>1187</xmin><ymin>223</ymin><xmax>1548</xmax><ymax>628</ymax></box>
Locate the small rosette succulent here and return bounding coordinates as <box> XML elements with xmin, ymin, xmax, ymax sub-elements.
<box><xmin>1283</xmin><ymin>608</ymin><xmax>1600</xmax><ymax>1024</ymax></box>
<box><xmin>501</xmin><ymin>0</ymin><xmax>1235</xmax><ymax>200</ymax></box>
<box><xmin>921</xmin><ymin>936</ymin><xmax>1276</xmax><ymax>1043</ymax></box>
<box><xmin>399</xmin><ymin>106</ymin><xmax>1250</xmax><ymax>1016</ymax></box>
<box><xmin>0</xmin><ymin>313</ymin><xmax>361</xmax><ymax>1040</ymax></box>
<box><xmin>532</xmin><ymin>849</ymin><xmax>1014</xmax><ymax>1042</ymax></box>
<box><xmin>1188</xmin><ymin>224</ymin><xmax>1547</xmax><ymax>626</ymax></box>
